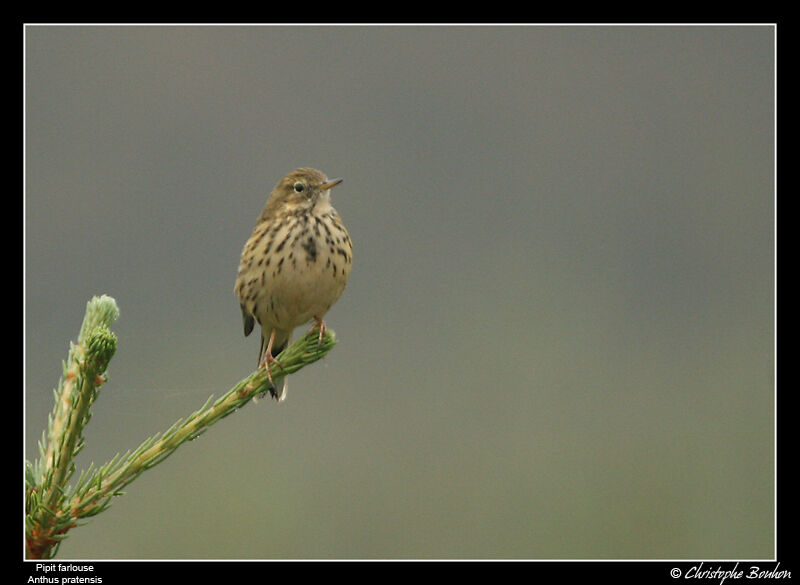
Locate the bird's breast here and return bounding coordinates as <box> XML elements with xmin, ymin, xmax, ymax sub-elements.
<box><xmin>238</xmin><ymin>209</ymin><xmax>352</xmax><ymax>331</ymax></box>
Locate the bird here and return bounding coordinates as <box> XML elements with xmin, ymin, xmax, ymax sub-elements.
<box><xmin>234</xmin><ymin>168</ymin><xmax>352</xmax><ymax>402</ymax></box>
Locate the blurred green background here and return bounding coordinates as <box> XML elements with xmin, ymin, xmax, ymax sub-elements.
<box><xmin>24</xmin><ymin>25</ymin><xmax>774</xmax><ymax>559</ymax></box>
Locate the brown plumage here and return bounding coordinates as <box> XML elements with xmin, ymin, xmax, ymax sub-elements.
<box><xmin>234</xmin><ymin>168</ymin><xmax>352</xmax><ymax>401</ymax></box>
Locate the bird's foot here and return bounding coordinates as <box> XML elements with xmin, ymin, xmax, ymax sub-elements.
<box><xmin>309</xmin><ymin>317</ymin><xmax>327</xmax><ymax>346</ymax></box>
<box><xmin>259</xmin><ymin>350</ymin><xmax>285</xmax><ymax>400</ymax></box>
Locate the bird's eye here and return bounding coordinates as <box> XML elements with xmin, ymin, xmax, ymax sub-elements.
<box><xmin>293</xmin><ymin>182</ymin><xmax>305</xmax><ymax>193</ymax></box>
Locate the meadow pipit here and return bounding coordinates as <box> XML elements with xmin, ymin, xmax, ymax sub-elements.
<box><xmin>234</xmin><ymin>168</ymin><xmax>352</xmax><ymax>401</ymax></box>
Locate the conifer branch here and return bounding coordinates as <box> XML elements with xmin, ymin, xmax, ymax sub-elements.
<box><xmin>25</xmin><ymin>295</ymin><xmax>337</xmax><ymax>559</ymax></box>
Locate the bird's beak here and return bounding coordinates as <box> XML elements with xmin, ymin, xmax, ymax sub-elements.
<box><xmin>319</xmin><ymin>178</ymin><xmax>343</xmax><ymax>190</ymax></box>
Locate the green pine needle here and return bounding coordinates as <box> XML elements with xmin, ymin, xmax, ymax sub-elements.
<box><xmin>25</xmin><ymin>295</ymin><xmax>338</xmax><ymax>559</ymax></box>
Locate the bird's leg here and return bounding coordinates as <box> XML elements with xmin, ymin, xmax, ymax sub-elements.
<box><xmin>310</xmin><ymin>316</ymin><xmax>327</xmax><ymax>346</ymax></box>
<box><xmin>259</xmin><ymin>329</ymin><xmax>283</xmax><ymax>391</ymax></box>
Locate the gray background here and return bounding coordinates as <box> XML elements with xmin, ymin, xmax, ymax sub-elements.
<box><xmin>24</xmin><ymin>25</ymin><xmax>774</xmax><ymax>559</ymax></box>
